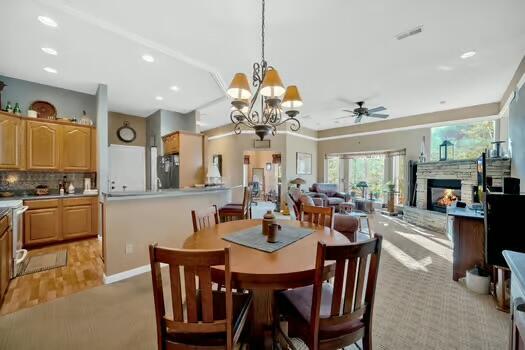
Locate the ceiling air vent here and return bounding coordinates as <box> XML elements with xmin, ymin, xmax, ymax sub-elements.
<box><xmin>395</xmin><ymin>25</ymin><xmax>423</xmax><ymax>40</ymax></box>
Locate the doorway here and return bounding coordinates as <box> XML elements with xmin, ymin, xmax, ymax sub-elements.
<box><xmin>243</xmin><ymin>151</ymin><xmax>281</xmax><ymax>215</ymax></box>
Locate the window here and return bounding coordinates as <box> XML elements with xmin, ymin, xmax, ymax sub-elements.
<box><xmin>327</xmin><ymin>157</ymin><xmax>340</xmax><ymax>186</ymax></box>
<box><xmin>430</xmin><ymin>121</ymin><xmax>495</xmax><ymax>161</ymax></box>
<box><xmin>348</xmin><ymin>156</ymin><xmax>385</xmax><ymax>200</ymax></box>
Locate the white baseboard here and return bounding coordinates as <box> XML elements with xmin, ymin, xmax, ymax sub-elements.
<box><xmin>103</xmin><ymin>262</ymin><xmax>168</xmax><ymax>284</ymax></box>
<box><xmin>103</xmin><ymin>264</ymin><xmax>151</xmax><ymax>284</ymax></box>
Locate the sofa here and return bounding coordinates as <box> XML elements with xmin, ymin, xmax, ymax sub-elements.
<box><xmin>308</xmin><ymin>183</ymin><xmax>348</xmax><ymax>208</ymax></box>
<box><xmin>287</xmin><ymin>189</ymin><xmax>359</xmax><ymax>242</ymax></box>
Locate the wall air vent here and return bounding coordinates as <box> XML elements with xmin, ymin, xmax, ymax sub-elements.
<box><xmin>395</xmin><ymin>25</ymin><xmax>423</xmax><ymax>40</ymax></box>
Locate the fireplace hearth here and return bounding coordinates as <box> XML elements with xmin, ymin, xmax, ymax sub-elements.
<box><xmin>427</xmin><ymin>179</ymin><xmax>461</xmax><ymax>213</ymax></box>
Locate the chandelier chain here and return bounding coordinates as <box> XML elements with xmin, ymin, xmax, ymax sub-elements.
<box><xmin>261</xmin><ymin>0</ymin><xmax>265</xmax><ymax>62</ymax></box>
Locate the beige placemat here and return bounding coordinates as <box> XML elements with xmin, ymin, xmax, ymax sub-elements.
<box><xmin>19</xmin><ymin>250</ymin><xmax>68</xmax><ymax>276</ymax></box>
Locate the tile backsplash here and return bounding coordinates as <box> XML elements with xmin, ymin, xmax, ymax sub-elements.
<box><xmin>0</xmin><ymin>171</ymin><xmax>96</xmax><ymax>192</ymax></box>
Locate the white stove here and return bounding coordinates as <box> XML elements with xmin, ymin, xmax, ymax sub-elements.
<box><xmin>0</xmin><ymin>200</ymin><xmax>28</xmax><ymax>278</ymax></box>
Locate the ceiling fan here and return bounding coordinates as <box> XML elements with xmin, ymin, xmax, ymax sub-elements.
<box><xmin>337</xmin><ymin>101</ymin><xmax>389</xmax><ymax>123</ymax></box>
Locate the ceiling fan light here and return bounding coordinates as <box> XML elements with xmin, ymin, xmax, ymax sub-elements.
<box><xmin>260</xmin><ymin>68</ymin><xmax>285</xmax><ymax>97</ymax></box>
<box><xmin>281</xmin><ymin>85</ymin><xmax>303</xmax><ymax>109</ymax></box>
<box><xmin>227</xmin><ymin>73</ymin><xmax>252</xmax><ymax>99</ymax></box>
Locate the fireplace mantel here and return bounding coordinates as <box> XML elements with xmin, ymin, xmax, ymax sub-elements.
<box><xmin>415</xmin><ymin>158</ymin><xmax>511</xmax><ymax>209</ymax></box>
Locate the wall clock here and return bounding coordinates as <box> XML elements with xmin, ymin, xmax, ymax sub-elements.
<box><xmin>117</xmin><ymin>121</ymin><xmax>136</xmax><ymax>143</ymax></box>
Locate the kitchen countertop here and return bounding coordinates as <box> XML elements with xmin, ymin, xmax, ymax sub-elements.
<box><xmin>0</xmin><ymin>192</ymin><xmax>98</xmax><ymax>201</ymax></box>
<box><xmin>447</xmin><ymin>206</ymin><xmax>484</xmax><ymax>220</ymax></box>
<box><xmin>103</xmin><ymin>185</ymin><xmax>241</xmax><ymax>201</ymax></box>
<box><xmin>504</xmin><ymin>250</ymin><xmax>525</xmax><ymax>289</ymax></box>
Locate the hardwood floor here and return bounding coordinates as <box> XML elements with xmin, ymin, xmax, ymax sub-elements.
<box><xmin>0</xmin><ymin>238</ymin><xmax>104</xmax><ymax>315</ymax></box>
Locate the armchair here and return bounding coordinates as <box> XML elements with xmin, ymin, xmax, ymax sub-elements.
<box><xmin>309</xmin><ymin>183</ymin><xmax>348</xmax><ymax>208</ymax></box>
<box><xmin>287</xmin><ymin>189</ymin><xmax>359</xmax><ymax>242</ymax></box>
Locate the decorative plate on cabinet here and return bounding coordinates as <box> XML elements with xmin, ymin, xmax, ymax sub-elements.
<box><xmin>29</xmin><ymin>100</ymin><xmax>57</xmax><ymax>119</ymax></box>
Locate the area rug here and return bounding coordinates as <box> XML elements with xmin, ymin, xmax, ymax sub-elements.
<box><xmin>19</xmin><ymin>250</ymin><xmax>68</xmax><ymax>276</ymax></box>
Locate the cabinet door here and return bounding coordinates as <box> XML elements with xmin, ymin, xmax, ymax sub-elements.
<box><xmin>0</xmin><ymin>228</ymin><xmax>12</xmax><ymax>301</ymax></box>
<box><xmin>0</xmin><ymin>114</ymin><xmax>24</xmax><ymax>169</ymax></box>
<box><xmin>62</xmin><ymin>204</ymin><xmax>93</xmax><ymax>239</ymax></box>
<box><xmin>62</xmin><ymin>125</ymin><xmax>91</xmax><ymax>171</ymax></box>
<box><xmin>90</xmin><ymin>128</ymin><xmax>97</xmax><ymax>171</ymax></box>
<box><xmin>24</xmin><ymin>208</ymin><xmax>61</xmax><ymax>246</ymax></box>
<box><xmin>26</xmin><ymin>121</ymin><xmax>60</xmax><ymax>170</ymax></box>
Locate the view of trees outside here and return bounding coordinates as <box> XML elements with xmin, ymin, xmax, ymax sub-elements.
<box><xmin>327</xmin><ymin>157</ymin><xmax>340</xmax><ymax>186</ymax></box>
<box><xmin>349</xmin><ymin>156</ymin><xmax>385</xmax><ymax>200</ymax></box>
<box><xmin>430</xmin><ymin>121</ymin><xmax>495</xmax><ymax>161</ymax></box>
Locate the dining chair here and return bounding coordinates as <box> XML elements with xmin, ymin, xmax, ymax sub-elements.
<box><xmin>300</xmin><ymin>204</ymin><xmax>335</xmax><ymax>229</ymax></box>
<box><xmin>191</xmin><ymin>205</ymin><xmax>219</xmax><ymax>233</ymax></box>
<box><xmin>219</xmin><ymin>186</ymin><xmax>253</xmax><ymax>222</ymax></box>
<box><xmin>149</xmin><ymin>244</ymin><xmax>253</xmax><ymax>350</ymax></box>
<box><xmin>276</xmin><ymin>234</ymin><xmax>383</xmax><ymax>350</ymax></box>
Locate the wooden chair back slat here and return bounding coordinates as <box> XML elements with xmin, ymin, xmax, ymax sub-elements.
<box><xmin>149</xmin><ymin>244</ymin><xmax>235</xmax><ymax>349</ymax></box>
<box><xmin>309</xmin><ymin>235</ymin><xmax>383</xmax><ymax>346</ymax></box>
<box><xmin>354</xmin><ymin>256</ymin><xmax>369</xmax><ymax>310</ymax></box>
<box><xmin>330</xmin><ymin>259</ymin><xmax>346</xmax><ymax>316</ymax></box>
<box><xmin>191</xmin><ymin>205</ymin><xmax>219</xmax><ymax>232</ymax></box>
<box><xmin>197</xmin><ymin>266</ymin><xmax>214</xmax><ymax>322</ymax></box>
<box><xmin>169</xmin><ymin>265</ymin><xmax>184</xmax><ymax>321</ymax></box>
<box><xmin>184</xmin><ymin>266</ymin><xmax>199</xmax><ymax>322</ymax></box>
<box><xmin>300</xmin><ymin>205</ymin><xmax>334</xmax><ymax>229</ymax></box>
<box><xmin>343</xmin><ymin>258</ymin><xmax>358</xmax><ymax>314</ymax></box>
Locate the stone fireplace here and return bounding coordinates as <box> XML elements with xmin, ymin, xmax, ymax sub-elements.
<box><xmin>404</xmin><ymin>158</ymin><xmax>511</xmax><ymax>233</ymax></box>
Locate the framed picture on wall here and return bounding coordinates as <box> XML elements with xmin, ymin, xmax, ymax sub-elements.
<box><xmin>296</xmin><ymin>152</ymin><xmax>312</xmax><ymax>175</ymax></box>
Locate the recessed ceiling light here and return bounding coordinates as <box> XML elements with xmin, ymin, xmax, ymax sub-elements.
<box><xmin>41</xmin><ymin>47</ymin><xmax>58</xmax><ymax>56</ymax></box>
<box><xmin>460</xmin><ymin>51</ymin><xmax>476</xmax><ymax>59</ymax></box>
<box><xmin>170</xmin><ymin>85</ymin><xmax>180</xmax><ymax>92</ymax></box>
<box><xmin>43</xmin><ymin>67</ymin><xmax>57</xmax><ymax>74</ymax></box>
<box><xmin>38</xmin><ymin>16</ymin><xmax>58</xmax><ymax>27</ymax></box>
<box><xmin>142</xmin><ymin>54</ymin><xmax>155</xmax><ymax>63</ymax></box>
<box><xmin>155</xmin><ymin>96</ymin><xmax>163</xmax><ymax>101</ymax></box>
<box><xmin>437</xmin><ymin>65</ymin><xmax>453</xmax><ymax>71</ymax></box>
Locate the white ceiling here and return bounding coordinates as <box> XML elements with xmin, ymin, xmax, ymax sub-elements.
<box><xmin>1</xmin><ymin>0</ymin><xmax>524</xmax><ymax>131</ymax></box>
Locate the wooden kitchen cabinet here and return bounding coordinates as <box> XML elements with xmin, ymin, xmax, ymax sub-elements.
<box><xmin>24</xmin><ymin>197</ymin><xmax>98</xmax><ymax>248</ymax></box>
<box><xmin>24</xmin><ymin>207</ymin><xmax>61</xmax><ymax>246</ymax></box>
<box><xmin>162</xmin><ymin>132</ymin><xmax>179</xmax><ymax>155</ymax></box>
<box><xmin>62</xmin><ymin>197</ymin><xmax>94</xmax><ymax>240</ymax></box>
<box><xmin>90</xmin><ymin>128</ymin><xmax>97</xmax><ymax>171</ymax></box>
<box><xmin>0</xmin><ymin>215</ymin><xmax>12</xmax><ymax>305</ymax></box>
<box><xmin>26</xmin><ymin>120</ymin><xmax>61</xmax><ymax>170</ymax></box>
<box><xmin>0</xmin><ymin>113</ymin><xmax>25</xmax><ymax>169</ymax></box>
<box><xmin>61</xmin><ymin>125</ymin><xmax>91</xmax><ymax>171</ymax></box>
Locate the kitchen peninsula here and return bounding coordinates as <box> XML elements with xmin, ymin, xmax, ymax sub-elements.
<box><xmin>101</xmin><ymin>186</ymin><xmax>241</xmax><ymax>283</ymax></box>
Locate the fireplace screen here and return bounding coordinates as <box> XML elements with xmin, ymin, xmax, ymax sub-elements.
<box><xmin>430</xmin><ymin>187</ymin><xmax>461</xmax><ymax>210</ymax></box>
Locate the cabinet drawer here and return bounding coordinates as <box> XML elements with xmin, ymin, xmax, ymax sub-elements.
<box><xmin>0</xmin><ymin>216</ymin><xmax>8</xmax><ymax>235</ymax></box>
<box><xmin>63</xmin><ymin>197</ymin><xmax>92</xmax><ymax>206</ymax></box>
<box><xmin>24</xmin><ymin>199</ymin><xmax>59</xmax><ymax>210</ymax></box>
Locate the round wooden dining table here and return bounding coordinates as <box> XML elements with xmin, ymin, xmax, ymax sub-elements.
<box><xmin>182</xmin><ymin>219</ymin><xmax>351</xmax><ymax>349</ymax></box>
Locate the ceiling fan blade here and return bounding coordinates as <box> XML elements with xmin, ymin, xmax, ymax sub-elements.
<box><xmin>342</xmin><ymin>109</ymin><xmax>356</xmax><ymax>113</ymax></box>
<box><xmin>367</xmin><ymin>106</ymin><xmax>386</xmax><ymax>113</ymax></box>
<box><xmin>369</xmin><ymin>113</ymin><xmax>389</xmax><ymax>118</ymax></box>
<box><xmin>355</xmin><ymin>115</ymin><xmax>363</xmax><ymax>123</ymax></box>
<box><xmin>335</xmin><ymin>115</ymin><xmax>353</xmax><ymax>120</ymax></box>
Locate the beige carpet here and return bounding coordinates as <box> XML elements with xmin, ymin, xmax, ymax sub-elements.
<box><xmin>0</xmin><ymin>214</ymin><xmax>508</xmax><ymax>349</ymax></box>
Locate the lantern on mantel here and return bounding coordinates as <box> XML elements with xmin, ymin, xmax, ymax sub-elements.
<box><xmin>439</xmin><ymin>140</ymin><xmax>454</xmax><ymax>161</ymax></box>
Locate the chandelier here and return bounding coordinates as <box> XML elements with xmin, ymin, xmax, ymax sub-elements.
<box><xmin>226</xmin><ymin>0</ymin><xmax>303</xmax><ymax>140</ymax></box>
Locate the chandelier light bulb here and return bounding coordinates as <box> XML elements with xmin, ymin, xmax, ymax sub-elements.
<box><xmin>227</xmin><ymin>73</ymin><xmax>252</xmax><ymax>99</ymax></box>
<box><xmin>260</xmin><ymin>68</ymin><xmax>285</xmax><ymax>97</ymax></box>
<box><xmin>282</xmin><ymin>85</ymin><xmax>303</xmax><ymax>109</ymax></box>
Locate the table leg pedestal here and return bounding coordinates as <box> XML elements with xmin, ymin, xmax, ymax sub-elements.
<box><xmin>248</xmin><ymin>288</ymin><xmax>275</xmax><ymax>350</ymax></box>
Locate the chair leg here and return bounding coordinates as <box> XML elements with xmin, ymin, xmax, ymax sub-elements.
<box><xmin>362</xmin><ymin>327</ymin><xmax>371</xmax><ymax>350</ymax></box>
